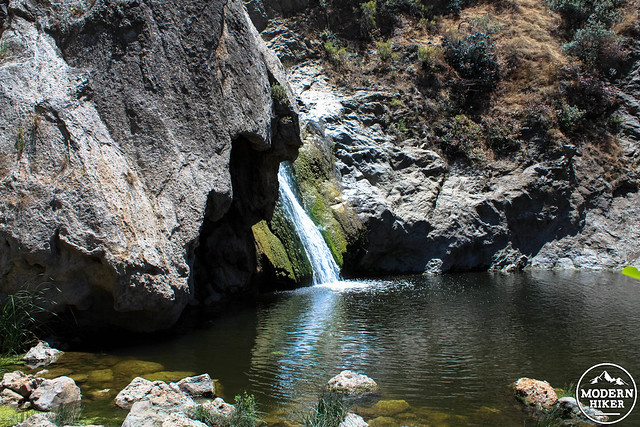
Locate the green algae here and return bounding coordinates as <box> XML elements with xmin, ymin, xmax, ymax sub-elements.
<box><xmin>368</xmin><ymin>416</ymin><xmax>400</xmax><ymax>427</ymax></box>
<box><xmin>143</xmin><ymin>371</ymin><xmax>196</xmax><ymax>383</ymax></box>
<box><xmin>113</xmin><ymin>360</ymin><xmax>164</xmax><ymax>376</ymax></box>
<box><xmin>88</xmin><ymin>369</ymin><xmax>114</xmax><ymax>383</ymax></box>
<box><xmin>371</xmin><ymin>399</ymin><xmax>411</xmax><ymax>417</ymax></box>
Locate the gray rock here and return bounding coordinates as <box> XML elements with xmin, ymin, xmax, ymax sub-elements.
<box><xmin>30</xmin><ymin>376</ymin><xmax>82</xmax><ymax>411</ymax></box>
<box><xmin>289</xmin><ymin>60</ymin><xmax>640</xmax><ymax>275</ymax></box>
<box><xmin>23</xmin><ymin>341</ymin><xmax>63</xmax><ymax>368</ymax></box>
<box><xmin>201</xmin><ymin>397</ymin><xmax>236</xmax><ymax>419</ymax></box>
<box><xmin>339</xmin><ymin>413</ymin><xmax>369</xmax><ymax>427</ymax></box>
<box><xmin>115</xmin><ymin>377</ymin><xmax>155</xmax><ymax>410</ymax></box>
<box><xmin>327</xmin><ymin>370</ymin><xmax>379</xmax><ymax>396</ymax></box>
<box><xmin>175</xmin><ymin>374</ymin><xmax>214</xmax><ymax>397</ymax></box>
<box><xmin>0</xmin><ymin>0</ymin><xmax>301</xmax><ymax>331</ymax></box>
<box><xmin>0</xmin><ymin>387</ymin><xmax>25</xmax><ymax>407</ymax></box>
<box><xmin>1</xmin><ymin>371</ymin><xmax>42</xmax><ymax>398</ymax></box>
<box><xmin>120</xmin><ymin>380</ymin><xmax>198</xmax><ymax>427</ymax></box>
<box><xmin>14</xmin><ymin>413</ymin><xmax>56</xmax><ymax>427</ymax></box>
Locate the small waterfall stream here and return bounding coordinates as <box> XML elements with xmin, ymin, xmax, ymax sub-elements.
<box><xmin>277</xmin><ymin>163</ymin><xmax>341</xmax><ymax>285</ymax></box>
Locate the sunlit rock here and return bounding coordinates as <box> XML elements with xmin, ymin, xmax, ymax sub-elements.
<box><xmin>513</xmin><ymin>378</ymin><xmax>558</xmax><ymax>409</ymax></box>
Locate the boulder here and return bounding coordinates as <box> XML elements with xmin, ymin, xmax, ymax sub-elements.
<box><xmin>0</xmin><ymin>0</ymin><xmax>301</xmax><ymax>332</ymax></box>
<box><xmin>327</xmin><ymin>370</ymin><xmax>379</xmax><ymax>396</ymax></box>
<box><xmin>0</xmin><ymin>387</ymin><xmax>25</xmax><ymax>407</ymax></box>
<box><xmin>513</xmin><ymin>378</ymin><xmax>558</xmax><ymax>409</ymax></box>
<box><xmin>175</xmin><ymin>374</ymin><xmax>215</xmax><ymax>397</ymax></box>
<box><xmin>23</xmin><ymin>342</ymin><xmax>63</xmax><ymax>367</ymax></box>
<box><xmin>115</xmin><ymin>377</ymin><xmax>156</xmax><ymax>410</ymax></box>
<box><xmin>201</xmin><ymin>397</ymin><xmax>236</xmax><ymax>419</ymax></box>
<box><xmin>30</xmin><ymin>376</ymin><xmax>82</xmax><ymax>411</ymax></box>
<box><xmin>119</xmin><ymin>380</ymin><xmax>198</xmax><ymax>427</ymax></box>
<box><xmin>339</xmin><ymin>413</ymin><xmax>369</xmax><ymax>427</ymax></box>
<box><xmin>1</xmin><ymin>371</ymin><xmax>43</xmax><ymax>398</ymax></box>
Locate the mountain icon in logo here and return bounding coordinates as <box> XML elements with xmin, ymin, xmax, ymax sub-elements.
<box><xmin>589</xmin><ymin>370</ymin><xmax>629</xmax><ymax>386</ymax></box>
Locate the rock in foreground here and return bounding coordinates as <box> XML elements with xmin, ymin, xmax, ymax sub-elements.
<box><xmin>513</xmin><ymin>378</ymin><xmax>558</xmax><ymax>409</ymax></box>
<box><xmin>23</xmin><ymin>342</ymin><xmax>62</xmax><ymax>368</ymax></box>
<box><xmin>327</xmin><ymin>371</ymin><xmax>379</xmax><ymax>397</ymax></box>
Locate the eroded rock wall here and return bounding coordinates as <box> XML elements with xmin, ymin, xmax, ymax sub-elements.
<box><xmin>0</xmin><ymin>0</ymin><xmax>301</xmax><ymax>330</ymax></box>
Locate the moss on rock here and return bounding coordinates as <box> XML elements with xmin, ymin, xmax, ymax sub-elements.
<box><xmin>292</xmin><ymin>128</ymin><xmax>362</xmax><ymax>268</ymax></box>
<box><xmin>252</xmin><ymin>220</ymin><xmax>297</xmax><ymax>282</ymax></box>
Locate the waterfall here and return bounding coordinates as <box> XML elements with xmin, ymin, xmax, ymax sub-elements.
<box><xmin>278</xmin><ymin>163</ymin><xmax>341</xmax><ymax>285</ymax></box>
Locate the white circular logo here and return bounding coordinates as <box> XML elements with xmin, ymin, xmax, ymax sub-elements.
<box><xmin>576</xmin><ymin>363</ymin><xmax>637</xmax><ymax>424</ymax></box>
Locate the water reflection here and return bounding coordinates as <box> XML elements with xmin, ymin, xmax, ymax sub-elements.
<box><xmin>245</xmin><ymin>271</ymin><xmax>640</xmax><ymax>423</ymax></box>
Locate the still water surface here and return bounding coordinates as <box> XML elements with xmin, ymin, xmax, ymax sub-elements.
<box><xmin>47</xmin><ymin>271</ymin><xmax>640</xmax><ymax>425</ymax></box>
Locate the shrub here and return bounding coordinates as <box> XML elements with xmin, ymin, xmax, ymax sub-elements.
<box><xmin>417</xmin><ymin>45</ymin><xmax>444</xmax><ymax>68</ymax></box>
<box><xmin>15</xmin><ymin>126</ymin><xmax>25</xmax><ymax>157</ymax></box>
<box><xmin>546</xmin><ymin>0</ymin><xmax>625</xmax><ymax>31</ymax></box>
<box><xmin>438</xmin><ymin>114</ymin><xmax>486</xmax><ymax>161</ymax></box>
<box><xmin>302</xmin><ymin>391</ymin><xmax>347</xmax><ymax>427</ymax></box>
<box><xmin>271</xmin><ymin>83</ymin><xmax>287</xmax><ymax>103</ymax></box>
<box><xmin>360</xmin><ymin>0</ymin><xmax>377</xmax><ymax>37</ymax></box>
<box><xmin>443</xmin><ymin>31</ymin><xmax>501</xmax><ymax>89</ymax></box>
<box><xmin>482</xmin><ymin>115</ymin><xmax>522</xmax><ymax>154</ymax></box>
<box><xmin>0</xmin><ymin>289</ymin><xmax>49</xmax><ymax>356</ymax></box>
<box><xmin>563</xmin><ymin>21</ymin><xmax>625</xmax><ymax>72</ymax></box>
<box><xmin>375</xmin><ymin>40</ymin><xmax>394</xmax><ymax>61</ymax></box>
<box><xmin>557</xmin><ymin>103</ymin><xmax>586</xmax><ymax>133</ymax></box>
<box><xmin>190</xmin><ymin>392</ymin><xmax>261</xmax><ymax>427</ymax></box>
<box><xmin>324</xmin><ymin>41</ymin><xmax>349</xmax><ymax>68</ymax></box>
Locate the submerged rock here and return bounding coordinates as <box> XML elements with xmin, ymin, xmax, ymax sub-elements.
<box><xmin>513</xmin><ymin>378</ymin><xmax>558</xmax><ymax>409</ymax></box>
<box><xmin>327</xmin><ymin>371</ymin><xmax>379</xmax><ymax>397</ymax></box>
<box><xmin>371</xmin><ymin>400</ymin><xmax>410</xmax><ymax>417</ymax></box>
<box><xmin>23</xmin><ymin>342</ymin><xmax>62</xmax><ymax>368</ymax></box>
<box><xmin>30</xmin><ymin>376</ymin><xmax>82</xmax><ymax>411</ymax></box>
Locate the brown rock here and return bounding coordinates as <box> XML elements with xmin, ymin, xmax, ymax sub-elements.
<box><xmin>514</xmin><ymin>378</ymin><xmax>558</xmax><ymax>409</ymax></box>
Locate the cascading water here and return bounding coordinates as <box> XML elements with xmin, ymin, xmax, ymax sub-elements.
<box><xmin>277</xmin><ymin>163</ymin><xmax>341</xmax><ymax>285</ymax></box>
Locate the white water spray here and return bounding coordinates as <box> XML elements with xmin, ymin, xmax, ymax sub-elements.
<box><xmin>277</xmin><ymin>163</ymin><xmax>341</xmax><ymax>285</ymax></box>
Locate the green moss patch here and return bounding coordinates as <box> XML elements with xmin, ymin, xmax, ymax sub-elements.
<box><xmin>252</xmin><ymin>220</ymin><xmax>297</xmax><ymax>282</ymax></box>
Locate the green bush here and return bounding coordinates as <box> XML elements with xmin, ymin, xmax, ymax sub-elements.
<box><xmin>271</xmin><ymin>83</ymin><xmax>288</xmax><ymax>103</ymax></box>
<box><xmin>563</xmin><ymin>21</ymin><xmax>624</xmax><ymax>70</ymax></box>
<box><xmin>0</xmin><ymin>289</ymin><xmax>49</xmax><ymax>356</ymax></box>
<box><xmin>546</xmin><ymin>0</ymin><xmax>625</xmax><ymax>31</ymax></box>
<box><xmin>482</xmin><ymin>115</ymin><xmax>522</xmax><ymax>154</ymax></box>
<box><xmin>190</xmin><ymin>392</ymin><xmax>261</xmax><ymax>427</ymax></box>
<box><xmin>360</xmin><ymin>0</ymin><xmax>377</xmax><ymax>37</ymax></box>
<box><xmin>324</xmin><ymin>41</ymin><xmax>349</xmax><ymax>68</ymax></box>
<box><xmin>302</xmin><ymin>391</ymin><xmax>347</xmax><ymax>427</ymax></box>
<box><xmin>443</xmin><ymin>31</ymin><xmax>501</xmax><ymax>89</ymax></box>
<box><xmin>375</xmin><ymin>40</ymin><xmax>394</xmax><ymax>61</ymax></box>
<box><xmin>557</xmin><ymin>103</ymin><xmax>586</xmax><ymax>132</ymax></box>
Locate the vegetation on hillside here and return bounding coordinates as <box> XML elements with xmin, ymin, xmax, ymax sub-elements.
<box><xmin>276</xmin><ymin>0</ymin><xmax>637</xmax><ymax>181</ymax></box>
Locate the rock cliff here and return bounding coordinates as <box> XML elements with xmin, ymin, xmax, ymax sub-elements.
<box><xmin>0</xmin><ymin>0</ymin><xmax>301</xmax><ymax>331</ymax></box>
<box><xmin>254</xmin><ymin>1</ymin><xmax>640</xmax><ymax>276</ymax></box>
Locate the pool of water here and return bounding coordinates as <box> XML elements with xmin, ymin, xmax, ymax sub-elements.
<box><xmin>18</xmin><ymin>271</ymin><xmax>640</xmax><ymax>426</ymax></box>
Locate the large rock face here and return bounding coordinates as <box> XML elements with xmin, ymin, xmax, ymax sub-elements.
<box><xmin>287</xmin><ymin>61</ymin><xmax>640</xmax><ymax>275</ymax></box>
<box><xmin>0</xmin><ymin>0</ymin><xmax>301</xmax><ymax>330</ymax></box>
